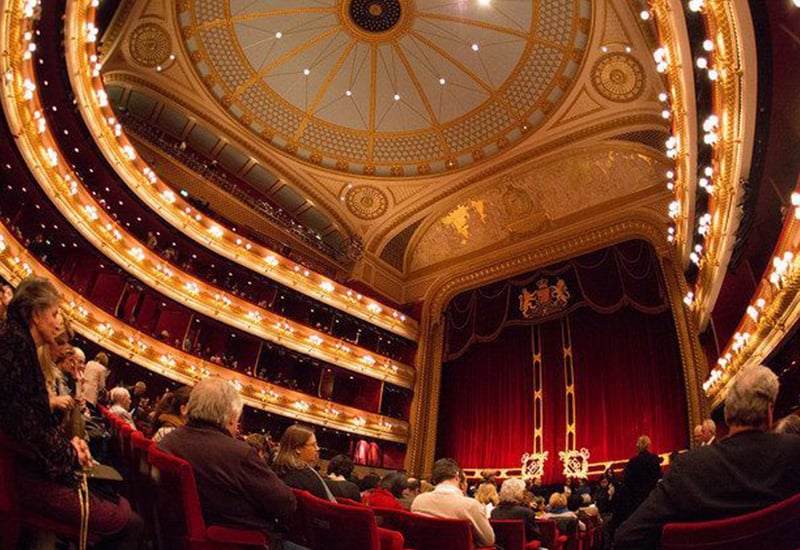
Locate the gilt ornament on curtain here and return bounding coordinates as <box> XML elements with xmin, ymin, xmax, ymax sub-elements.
<box><xmin>559</xmin><ymin>448</ymin><xmax>590</xmax><ymax>479</ymax></box>
<box><xmin>519</xmin><ymin>278</ymin><xmax>570</xmax><ymax>319</ymax></box>
<box><xmin>521</xmin><ymin>451</ymin><xmax>548</xmax><ymax>480</ymax></box>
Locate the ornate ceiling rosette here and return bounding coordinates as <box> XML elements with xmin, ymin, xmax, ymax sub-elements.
<box><xmin>178</xmin><ymin>0</ymin><xmax>591</xmax><ymax>177</ymax></box>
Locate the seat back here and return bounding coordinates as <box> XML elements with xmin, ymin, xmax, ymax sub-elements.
<box><xmin>294</xmin><ymin>489</ymin><xmax>384</xmax><ymax>550</ymax></box>
<box><xmin>0</xmin><ymin>432</ymin><xmax>21</xmax><ymax>547</ymax></box>
<box><xmin>147</xmin><ymin>446</ymin><xmax>207</xmax><ymax>544</ymax></box>
<box><xmin>660</xmin><ymin>492</ymin><xmax>800</xmax><ymax>550</ymax></box>
<box><xmin>372</xmin><ymin>506</ymin><xmax>417</xmax><ymax>547</ymax></box>
<box><xmin>491</xmin><ymin>519</ymin><xmax>526</xmax><ymax>550</ymax></box>
<box><xmin>411</xmin><ymin>514</ymin><xmax>475</xmax><ymax>550</ymax></box>
<box><xmin>537</xmin><ymin>519</ymin><xmax>565</xmax><ymax>550</ymax></box>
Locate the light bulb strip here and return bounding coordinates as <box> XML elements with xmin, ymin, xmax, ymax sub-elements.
<box><xmin>0</xmin><ymin>221</ymin><xmax>408</xmax><ymax>442</ymax></box>
<box><xmin>0</xmin><ymin>2</ymin><xmax>415</xmax><ymax>389</ymax></box>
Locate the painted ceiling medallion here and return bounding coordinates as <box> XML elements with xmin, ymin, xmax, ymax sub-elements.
<box><xmin>591</xmin><ymin>53</ymin><xmax>645</xmax><ymax>103</ymax></box>
<box><xmin>128</xmin><ymin>23</ymin><xmax>171</xmax><ymax>67</ymax></box>
<box><xmin>346</xmin><ymin>185</ymin><xmax>389</xmax><ymax>220</ymax></box>
<box><xmin>179</xmin><ymin>0</ymin><xmax>592</xmax><ymax>177</ymax></box>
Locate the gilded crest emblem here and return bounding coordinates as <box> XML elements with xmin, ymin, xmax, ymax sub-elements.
<box><xmin>519</xmin><ymin>278</ymin><xmax>570</xmax><ymax>319</ymax></box>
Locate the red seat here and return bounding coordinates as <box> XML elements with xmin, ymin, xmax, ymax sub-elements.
<box><xmin>0</xmin><ymin>431</ymin><xmax>100</xmax><ymax>547</ymax></box>
<box><xmin>410</xmin><ymin>513</ymin><xmax>495</xmax><ymax>550</ymax></box>
<box><xmin>490</xmin><ymin>519</ymin><xmax>541</xmax><ymax>549</ymax></box>
<box><xmin>129</xmin><ymin>432</ymin><xmax>156</xmax><ymax>544</ymax></box>
<box><xmin>660</xmin><ymin>492</ymin><xmax>800</xmax><ymax>549</ymax></box>
<box><xmin>292</xmin><ymin>489</ymin><xmax>406</xmax><ymax>550</ymax></box>
<box><xmin>147</xmin><ymin>446</ymin><xmax>267</xmax><ymax>549</ymax></box>
<box><xmin>537</xmin><ymin>519</ymin><xmax>568</xmax><ymax>550</ymax></box>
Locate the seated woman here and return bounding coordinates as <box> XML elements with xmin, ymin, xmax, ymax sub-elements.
<box><xmin>324</xmin><ymin>454</ymin><xmax>361</xmax><ymax>501</ymax></box>
<box><xmin>475</xmin><ymin>481</ymin><xmax>500</xmax><ymax>517</ymax></box>
<box><xmin>362</xmin><ymin>471</ymin><xmax>407</xmax><ymax>509</ymax></box>
<box><xmin>151</xmin><ymin>386</ymin><xmax>191</xmax><ymax>442</ymax></box>
<box><xmin>108</xmin><ymin>387</ymin><xmax>137</xmax><ymax>429</ymax></box>
<box><xmin>273</xmin><ymin>424</ymin><xmax>335</xmax><ymax>501</ymax></box>
<box><xmin>0</xmin><ymin>276</ymin><xmax>142</xmax><ymax>549</ymax></box>
<box><xmin>491</xmin><ymin>478</ymin><xmax>542</xmax><ymax>542</ymax></box>
<box><xmin>544</xmin><ymin>492</ymin><xmax>586</xmax><ymax>533</ymax></box>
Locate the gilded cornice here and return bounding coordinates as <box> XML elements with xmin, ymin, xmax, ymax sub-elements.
<box><xmin>0</xmin><ymin>1</ymin><xmax>415</xmax><ymax>387</ymax></box>
<box><xmin>649</xmin><ymin>0</ymin><xmax>697</xmax><ymax>267</ymax></box>
<box><xmin>690</xmin><ymin>0</ymin><xmax>756</xmax><ymax>330</ymax></box>
<box><xmin>61</xmin><ymin>2</ymin><xmax>418</xmax><ymax>340</ymax></box>
<box><xmin>0</xmin><ymin>225</ymin><xmax>408</xmax><ymax>443</ymax></box>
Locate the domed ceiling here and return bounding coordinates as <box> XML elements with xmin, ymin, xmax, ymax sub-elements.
<box><xmin>179</xmin><ymin>0</ymin><xmax>591</xmax><ymax>176</ymax></box>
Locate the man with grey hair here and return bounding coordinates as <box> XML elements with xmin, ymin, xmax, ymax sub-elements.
<box><xmin>615</xmin><ymin>365</ymin><xmax>800</xmax><ymax>548</ymax></box>
<box><xmin>700</xmin><ymin>418</ymin><xmax>717</xmax><ymax>445</ymax></box>
<box><xmin>159</xmin><ymin>377</ymin><xmax>295</xmax><ymax>543</ymax></box>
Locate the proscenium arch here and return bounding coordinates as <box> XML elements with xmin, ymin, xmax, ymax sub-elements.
<box><xmin>404</xmin><ymin>210</ymin><xmax>708</xmax><ymax>477</ymax></box>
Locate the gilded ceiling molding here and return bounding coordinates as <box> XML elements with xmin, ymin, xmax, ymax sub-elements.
<box><xmin>0</xmin><ymin>3</ymin><xmax>415</xmax><ymax>388</ymax></box>
<box><xmin>405</xmin><ymin>211</ymin><xmax>707</xmax><ymax>476</ymax></box>
<box><xmin>59</xmin><ymin>1</ymin><xmax>420</xmax><ymax>341</ymax></box>
<box><xmin>688</xmin><ymin>0</ymin><xmax>758</xmax><ymax>330</ymax></box>
<box><xmin>368</xmin><ymin>113</ymin><xmax>668</xmax><ymax>254</ymax></box>
<box><xmin>0</xmin><ymin>225</ymin><xmax>408</xmax><ymax>443</ymax></box>
<box><xmin>649</xmin><ymin>0</ymin><xmax>697</xmax><ymax>268</ymax></box>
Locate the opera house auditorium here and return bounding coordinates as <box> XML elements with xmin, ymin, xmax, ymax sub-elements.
<box><xmin>0</xmin><ymin>0</ymin><xmax>799</xmax><ymax>548</ymax></box>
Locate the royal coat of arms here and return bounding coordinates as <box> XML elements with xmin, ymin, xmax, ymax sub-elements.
<box><xmin>519</xmin><ymin>278</ymin><xmax>570</xmax><ymax>319</ymax></box>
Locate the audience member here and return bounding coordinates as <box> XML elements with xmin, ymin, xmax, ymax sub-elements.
<box><xmin>159</xmin><ymin>377</ymin><xmax>295</xmax><ymax>545</ymax></box>
<box><xmin>615</xmin><ymin>365</ymin><xmax>800</xmax><ymax>548</ymax></box>
<box><xmin>691</xmin><ymin>424</ymin><xmax>704</xmax><ymax>446</ymax></box>
<box><xmin>474</xmin><ymin>481</ymin><xmax>500</xmax><ymax>517</ymax></box>
<box><xmin>398</xmin><ymin>476</ymin><xmax>421</xmax><ymax>510</ymax></box>
<box><xmin>623</xmin><ymin>435</ymin><xmax>662</xmax><ymax>512</ymax></box>
<box><xmin>362</xmin><ymin>471</ymin><xmax>406</xmax><ymax>509</ymax></box>
<box><xmin>245</xmin><ymin>433</ymin><xmax>274</xmax><ymax>461</ymax></box>
<box><xmin>152</xmin><ymin>386</ymin><xmax>191</xmax><ymax>442</ymax></box>
<box><xmin>544</xmin><ymin>492</ymin><xmax>585</xmax><ymax>533</ymax></box>
<box><xmin>81</xmin><ymin>351</ymin><xmax>109</xmax><ymax>409</ymax></box>
<box><xmin>273</xmin><ymin>424</ymin><xmax>335</xmax><ymax>501</ymax></box>
<box><xmin>359</xmin><ymin>472</ymin><xmax>381</xmax><ymax>493</ymax></box>
<box><xmin>491</xmin><ymin>478</ymin><xmax>542</xmax><ymax>543</ymax></box>
<box><xmin>411</xmin><ymin>458</ymin><xmax>495</xmax><ymax>547</ymax></box>
<box><xmin>0</xmin><ymin>282</ymin><xmax>12</xmax><ymax>320</ymax></box>
<box><xmin>700</xmin><ymin>418</ymin><xmax>717</xmax><ymax>445</ymax></box>
<box><xmin>108</xmin><ymin>387</ymin><xmax>136</xmax><ymax>429</ymax></box>
<box><xmin>324</xmin><ymin>454</ymin><xmax>361</xmax><ymax>501</ymax></box>
<box><xmin>0</xmin><ymin>276</ymin><xmax>142</xmax><ymax>548</ymax></box>
<box><xmin>774</xmin><ymin>414</ymin><xmax>800</xmax><ymax>435</ymax></box>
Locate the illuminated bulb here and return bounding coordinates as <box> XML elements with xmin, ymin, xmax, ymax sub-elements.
<box><xmin>303</xmin><ymin>68</ymin><xmax>310</xmax><ymax>76</ymax></box>
<box><xmin>696</xmin><ymin>57</ymin><xmax>708</xmax><ymax>69</ymax></box>
<box><xmin>320</xmin><ymin>281</ymin><xmax>335</xmax><ymax>293</ymax></box>
<box><xmin>275</xmin><ymin>31</ymin><xmax>282</xmax><ymax>38</ymax></box>
<box><xmin>345</xmin><ymin>90</ymin><xmax>352</xmax><ymax>97</ymax></box>
<box><xmin>703</xmin><ymin>40</ymin><xmax>714</xmax><ymax>52</ymax></box>
<box><xmin>471</xmin><ymin>43</ymin><xmax>479</xmax><ymax>52</ymax></box>
<box><xmin>264</xmin><ymin>255</ymin><xmax>279</xmax><ymax>267</ymax></box>
<box><xmin>639</xmin><ymin>10</ymin><xmax>650</xmax><ymax>20</ymax></box>
<box><xmin>439</xmin><ymin>77</ymin><xmax>446</xmax><ymax>85</ymax></box>
<box><xmin>658</xmin><ymin>92</ymin><xmax>668</xmax><ymax>102</ymax></box>
<box><xmin>393</xmin><ymin>93</ymin><xmax>400</xmax><ymax>101</ymax></box>
<box><xmin>707</xmin><ymin>69</ymin><xmax>719</xmax><ymax>81</ymax></box>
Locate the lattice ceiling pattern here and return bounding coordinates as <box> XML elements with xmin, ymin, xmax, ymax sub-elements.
<box><xmin>179</xmin><ymin>0</ymin><xmax>591</xmax><ymax>176</ymax></box>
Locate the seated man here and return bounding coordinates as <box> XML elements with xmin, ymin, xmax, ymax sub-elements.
<box><xmin>411</xmin><ymin>458</ymin><xmax>495</xmax><ymax>546</ymax></box>
<box><xmin>615</xmin><ymin>365</ymin><xmax>800</xmax><ymax>549</ymax></box>
<box><xmin>158</xmin><ymin>377</ymin><xmax>296</xmax><ymax>544</ymax></box>
<box><xmin>108</xmin><ymin>386</ymin><xmax>136</xmax><ymax>429</ymax></box>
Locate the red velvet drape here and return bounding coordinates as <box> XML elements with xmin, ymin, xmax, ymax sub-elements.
<box><xmin>436</xmin><ymin>241</ymin><xmax>688</xmax><ymax>479</ymax></box>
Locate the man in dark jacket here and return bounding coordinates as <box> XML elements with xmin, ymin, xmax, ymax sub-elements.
<box><xmin>615</xmin><ymin>365</ymin><xmax>800</xmax><ymax>549</ymax></box>
<box><xmin>623</xmin><ymin>434</ymin><xmax>662</xmax><ymax>512</ymax></box>
<box><xmin>159</xmin><ymin>377</ymin><xmax>296</xmax><ymax>543</ymax></box>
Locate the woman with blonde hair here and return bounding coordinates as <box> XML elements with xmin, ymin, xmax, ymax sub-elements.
<box><xmin>273</xmin><ymin>424</ymin><xmax>335</xmax><ymax>501</ymax></box>
<box><xmin>474</xmin><ymin>481</ymin><xmax>500</xmax><ymax>517</ymax></box>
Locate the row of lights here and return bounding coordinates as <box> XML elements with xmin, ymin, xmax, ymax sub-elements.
<box><xmin>0</xmin><ymin>218</ymin><xmax>406</xmax><ymax>440</ymax></box>
<box><xmin>4</xmin><ymin>1</ymin><xmax>414</xmax><ymax>388</ymax></box>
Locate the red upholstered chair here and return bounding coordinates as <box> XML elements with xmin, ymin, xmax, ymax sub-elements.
<box><xmin>292</xmin><ymin>489</ymin><xmax>406</xmax><ymax>550</ymax></box>
<box><xmin>409</xmin><ymin>514</ymin><xmax>495</xmax><ymax>550</ymax></box>
<box><xmin>0</xmin><ymin>431</ymin><xmax>100</xmax><ymax>548</ymax></box>
<box><xmin>537</xmin><ymin>519</ymin><xmax>568</xmax><ymax>550</ymax></box>
<box><xmin>147</xmin><ymin>446</ymin><xmax>267</xmax><ymax>549</ymax></box>
<box><xmin>129</xmin><ymin>432</ymin><xmax>156</xmax><ymax>544</ymax></box>
<box><xmin>490</xmin><ymin>519</ymin><xmax>542</xmax><ymax>549</ymax></box>
<box><xmin>336</xmin><ymin>496</ymin><xmax>365</xmax><ymax>507</ymax></box>
<box><xmin>660</xmin><ymin>492</ymin><xmax>800</xmax><ymax>550</ymax></box>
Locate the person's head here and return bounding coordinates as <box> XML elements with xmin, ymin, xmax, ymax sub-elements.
<box><xmin>133</xmin><ymin>381</ymin><xmax>147</xmax><ymax>396</ymax></box>
<box><xmin>0</xmin><ymin>283</ymin><xmax>13</xmax><ymax>317</ymax></box>
<box><xmin>360</xmin><ymin>472</ymin><xmax>381</xmax><ymax>492</ymax></box>
<box><xmin>403</xmin><ymin>477</ymin><xmax>421</xmax><ymax>498</ymax></box>
<box><xmin>6</xmin><ymin>276</ymin><xmax>62</xmax><ymax>346</ymax></box>
<box><xmin>274</xmin><ymin>424</ymin><xmax>319</xmax><ymax>472</ymax></box>
<box><xmin>692</xmin><ymin>424</ymin><xmax>704</xmax><ymax>444</ymax></box>
<box><xmin>474</xmin><ymin>481</ymin><xmax>499</xmax><ymax>506</ymax></box>
<box><xmin>109</xmin><ymin>386</ymin><xmax>132</xmax><ymax>409</ymax></box>
<box><xmin>636</xmin><ymin>435</ymin><xmax>651</xmax><ymax>452</ymax></box>
<box><xmin>94</xmin><ymin>351</ymin><xmax>109</xmax><ymax>367</ymax></box>
<box><xmin>430</xmin><ymin>458</ymin><xmax>464</xmax><ymax>487</ymax></box>
<box><xmin>567</xmin><ymin>492</ymin><xmax>583</xmax><ymax>511</ymax></box>
<box><xmin>480</xmin><ymin>469</ymin><xmax>500</xmax><ymax>484</ymax></box>
<box><xmin>245</xmin><ymin>433</ymin><xmax>270</xmax><ymax>459</ymax></box>
<box><xmin>380</xmin><ymin>471</ymin><xmax>409</xmax><ymax>499</ymax></box>
<box><xmin>773</xmin><ymin>414</ymin><xmax>800</xmax><ymax>435</ymax></box>
<box><xmin>327</xmin><ymin>454</ymin><xmax>355</xmax><ymax>478</ymax></box>
<box><xmin>724</xmin><ymin>365</ymin><xmax>779</xmax><ymax>429</ymax></box>
<box><xmin>549</xmin><ymin>492</ymin><xmax>567</xmax><ymax>509</ymax></box>
<box><xmin>71</xmin><ymin>347</ymin><xmax>86</xmax><ymax>380</ymax></box>
<box><xmin>186</xmin><ymin>377</ymin><xmax>243</xmax><ymax>435</ymax></box>
<box><xmin>162</xmin><ymin>385</ymin><xmax>192</xmax><ymax>418</ymax></box>
<box><xmin>420</xmin><ymin>480</ymin><xmax>435</xmax><ymax>493</ymax></box>
<box><xmin>701</xmin><ymin>418</ymin><xmax>717</xmax><ymax>441</ymax></box>
<box><xmin>498</xmin><ymin>478</ymin><xmax>526</xmax><ymax>505</ymax></box>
